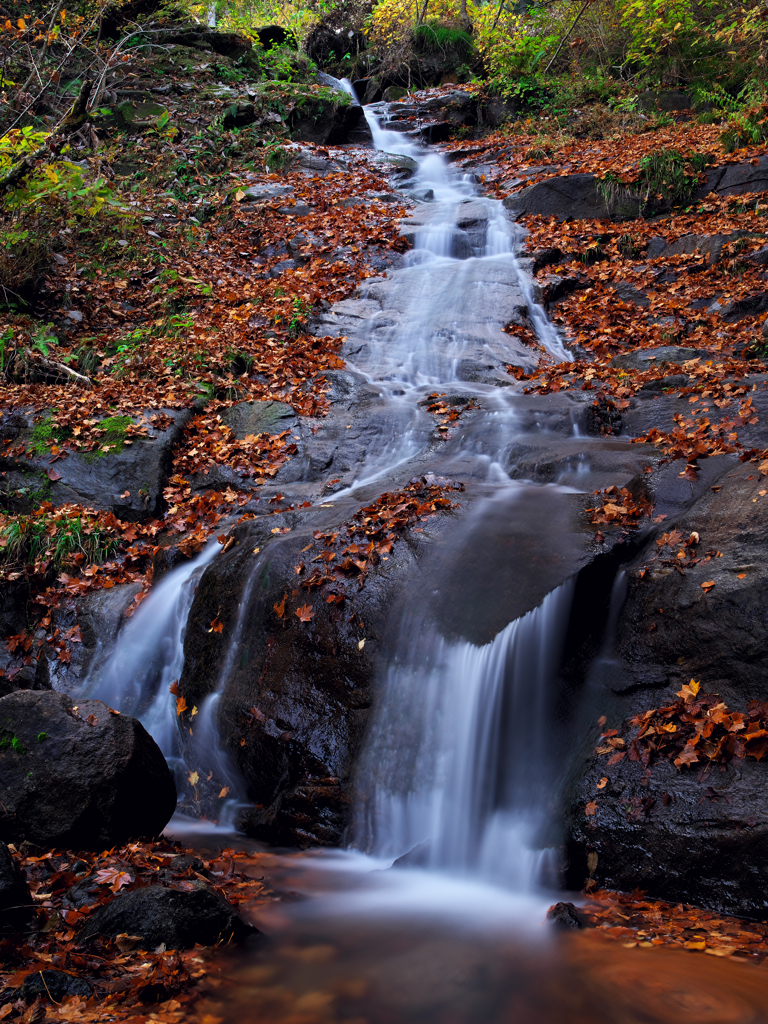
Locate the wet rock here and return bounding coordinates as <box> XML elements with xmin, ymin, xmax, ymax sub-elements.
<box><xmin>503</xmin><ymin>174</ymin><xmax>642</xmax><ymax>223</ymax></box>
<box><xmin>565</xmin><ymin>459</ymin><xmax>768</xmax><ymax>917</ymax></box>
<box><xmin>64</xmin><ymin>864</ymin><xmax>136</xmax><ymax>908</ymax></box>
<box><xmin>612</xmin><ymin>282</ymin><xmax>650</xmax><ymax>308</ymax></box>
<box><xmin>16</xmin><ymin>970</ymin><xmax>93</xmax><ymax>1002</ymax></box>
<box><xmin>609</xmin><ymin>346</ymin><xmax>715</xmax><ymax>371</ymax></box>
<box><xmin>76</xmin><ymin>883</ymin><xmax>253</xmax><ymax>948</ymax></box>
<box><xmin>167</xmin><ymin>854</ymin><xmax>207</xmax><ymax>877</ymax></box>
<box><xmin>0</xmin><ymin>407</ymin><xmax>191</xmax><ymax>522</ymax></box>
<box><xmin>0</xmin><ymin>839</ymin><xmax>32</xmax><ymax>929</ymax></box>
<box><xmin>34</xmin><ymin>581</ymin><xmax>143</xmax><ymax>693</ymax></box>
<box><xmin>0</xmin><ymin>691</ymin><xmax>176</xmax><ymax>849</ymax></box>
<box><xmin>223</xmin><ymin>400</ymin><xmax>296</xmax><ymax>439</ymax></box>
<box><xmin>546</xmin><ymin>901</ymin><xmax>588</xmax><ymax>929</ymax></box>
<box><xmin>222</xmin><ymin>103</ymin><xmax>258</xmax><ymax>130</ymax></box>
<box><xmin>383</xmin><ymin>86</ymin><xmax>408</xmax><ymax>102</ymax></box>
<box><xmin>698</xmin><ymin>155</ymin><xmax>768</xmax><ymax>199</ymax></box>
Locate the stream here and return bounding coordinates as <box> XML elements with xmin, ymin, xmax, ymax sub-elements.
<box><xmin>70</xmin><ymin>98</ymin><xmax>768</xmax><ymax>1022</ymax></box>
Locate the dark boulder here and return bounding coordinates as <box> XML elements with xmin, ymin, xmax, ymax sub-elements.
<box><xmin>288</xmin><ymin>97</ymin><xmax>363</xmax><ymax>145</ymax></box>
<box><xmin>159</xmin><ymin>29</ymin><xmax>252</xmax><ymax>60</ymax></box>
<box><xmin>16</xmin><ymin>970</ymin><xmax>93</xmax><ymax>1002</ymax></box>
<box><xmin>0</xmin><ymin>691</ymin><xmax>176</xmax><ymax>849</ymax></box>
<box><xmin>0</xmin><ymin>840</ymin><xmax>32</xmax><ymax>930</ymax></box>
<box><xmin>565</xmin><ymin>457</ymin><xmax>768</xmax><ymax>917</ymax></box>
<box><xmin>256</xmin><ymin>25</ymin><xmax>297</xmax><ymax>50</ymax></box>
<box><xmin>76</xmin><ymin>883</ymin><xmax>253</xmax><ymax>949</ymax></box>
<box><xmin>699</xmin><ymin>154</ymin><xmax>768</xmax><ymax>199</ymax></box>
<box><xmin>304</xmin><ymin>24</ymin><xmax>363</xmax><ymax>67</ymax></box>
<box><xmin>64</xmin><ymin>864</ymin><xmax>136</xmax><ymax>909</ymax></box>
<box><xmin>0</xmin><ymin>407</ymin><xmax>192</xmax><ymax>522</ymax></box>
<box><xmin>503</xmin><ymin>174</ymin><xmax>643</xmax><ymax>223</ymax></box>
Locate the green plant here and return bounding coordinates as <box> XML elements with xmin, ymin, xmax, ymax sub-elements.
<box><xmin>0</xmin><ymin>508</ymin><xmax>120</xmax><ymax>571</ymax></box>
<box><xmin>720</xmin><ymin>107</ymin><xmax>768</xmax><ymax>153</ymax></box>
<box><xmin>413</xmin><ymin>20</ymin><xmax>473</xmax><ymax>54</ymax></box>
<box><xmin>29</xmin><ymin>322</ymin><xmax>58</xmax><ymax>359</ymax></box>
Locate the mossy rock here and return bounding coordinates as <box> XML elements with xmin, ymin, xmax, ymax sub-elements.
<box><xmin>116</xmin><ymin>101</ymin><xmax>169</xmax><ymax>132</ymax></box>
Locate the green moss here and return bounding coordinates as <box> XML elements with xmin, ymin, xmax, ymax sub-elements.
<box><xmin>28</xmin><ymin>414</ymin><xmax>71</xmax><ymax>455</ymax></box>
<box><xmin>85</xmin><ymin>414</ymin><xmax>133</xmax><ymax>460</ymax></box>
<box><xmin>0</xmin><ymin>733</ymin><xmax>26</xmax><ymax>754</ymax></box>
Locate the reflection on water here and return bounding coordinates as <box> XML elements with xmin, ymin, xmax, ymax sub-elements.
<box><xmin>201</xmin><ymin>851</ymin><xmax>768</xmax><ymax>1024</ymax></box>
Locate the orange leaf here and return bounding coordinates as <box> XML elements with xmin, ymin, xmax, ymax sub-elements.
<box><xmin>176</xmin><ymin>695</ymin><xmax>188</xmax><ymax>716</ymax></box>
<box><xmin>295</xmin><ymin>603</ymin><xmax>314</xmax><ymax>622</ymax></box>
<box><xmin>208</xmin><ymin>616</ymin><xmax>224</xmax><ymax>633</ymax></box>
<box><xmin>701</xmin><ymin>580</ymin><xmax>716</xmax><ymax>591</ymax></box>
<box><xmin>585</xmin><ymin>800</ymin><xmax>597</xmax><ymax>816</ymax></box>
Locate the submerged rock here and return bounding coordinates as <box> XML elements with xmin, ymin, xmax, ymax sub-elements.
<box><xmin>77</xmin><ymin>883</ymin><xmax>254</xmax><ymax>948</ymax></box>
<box><xmin>0</xmin><ymin>691</ymin><xmax>176</xmax><ymax>849</ymax></box>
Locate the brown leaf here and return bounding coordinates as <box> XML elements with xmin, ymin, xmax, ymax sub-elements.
<box><xmin>295</xmin><ymin>603</ymin><xmax>314</xmax><ymax>622</ymax></box>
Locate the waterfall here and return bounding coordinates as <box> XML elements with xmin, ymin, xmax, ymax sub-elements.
<box><xmin>352</xmin><ymin>580</ymin><xmax>574</xmax><ymax>889</ymax></box>
<box><xmin>80</xmin><ymin>542</ymin><xmax>219</xmax><ymax>785</ymax></box>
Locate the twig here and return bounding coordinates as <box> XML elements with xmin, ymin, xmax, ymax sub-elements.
<box><xmin>544</xmin><ymin>0</ymin><xmax>591</xmax><ymax>74</ymax></box>
<box><xmin>18</xmin><ymin>0</ymin><xmax>65</xmax><ymax>96</ymax></box>
<box><xmin>23</xmin><ymin>348</ymin><xmax>93</xmax><ymax>386</ymax></box>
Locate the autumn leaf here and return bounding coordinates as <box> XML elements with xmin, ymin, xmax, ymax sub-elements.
<box><xmin>188</xmin><ymin>770</ymin><xmax>199</xmax><ymax>787</ymax></box>
<box><xmin>585</xmin><ymin>801</ymin><xmax>597</xmax><ymax>816</ymax></box>
<box><xmin>596</xmin><ymin>777</ymin><xmax>608</xmax><ymax>789</ymax></box>
<box><xmin>701</xmin><ymin>580</ymin><xmax>716</xmax><ymax>591</ymax></box>
<box><xmin>677</xmin><ymin>679</ymin><xmax>701</xmax><ymax>702</ymax></box>
<box><xmin>295</xmin><ymin>603</ymin><xmax>314</xmax><ymax>622</ymax></box>
<box><xmin>208</xmin><ymin>615</ymin><xmax>224</xmax><ymax>633</ymax></box>
<box><xmin>46</xmin><ymin>467</ymin><xmax>62</xmax><ymax>481</ymax></box>
<box><xmin>273</xmin><ymin>594</ymin><xmax>287</xmax><ymax>618</ymax></box>
<box><xmin>176</xmin><ymin>695</ymin><xmax>188</xmax><ymax>716</ymax></box>
<box><xmin>218</xmin><ymin>787</ymin><xmax>230</xmax><ymax>799</ymax></box>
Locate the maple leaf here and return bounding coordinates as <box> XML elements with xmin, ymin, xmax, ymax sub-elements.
<box><xmin>677</xmin><ymin>679</ymin><xmax>701</xmax><ymax>702</ymax></box>
<box><xmin>188</xmin><ymin>770</ymin><xmax>199</xmax><ymax>787</ymax></box>
<box><xmin>208</xmin><ymin>616</ymin><xmax>224</xmax><ymax>633</ymax></box>
<box><xmin>94</xmin><ymin>867</ymin><xmax>133</xmax><ymax>892</ymax></box>
<box><xmin>176</xmin><ymin>695</ymin><xmax>188</xmax><ymax>716</ymax></box>
<box><xmin>295</xmin><ymin>603</ymin><xmax>314</xmax><ymax>622</ymax></box>
<box><xmin>273</xmin><ymin>594</ymin><xmax>287</xmax><ymax>618</ymax></box>
<box><xmin>585</xmin><ymin>801</ymin><xmax>597</xmax><ymax>816</ymax></box>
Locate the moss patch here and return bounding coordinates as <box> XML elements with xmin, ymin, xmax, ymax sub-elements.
<box><xmin>85</xmin><ymin>415</ymin><xmax>134</xmax><ymax>460</ymax></box>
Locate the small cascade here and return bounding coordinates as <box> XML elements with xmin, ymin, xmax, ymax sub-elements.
<box><xmin>81</xmin><ymin>542</ymin><xmax>219</xmax><ymax>786</ymax></box>
<box><xmin>352</xmin><ymin>580</ymin><xmax>575</xmax><ymax>889</ymax></box>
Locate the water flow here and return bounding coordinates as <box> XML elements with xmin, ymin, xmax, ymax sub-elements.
<box><xmin>81</xmin><ymin>542</ymin><xmax>219</xmax><ymax>782</ymax></box>
<box><xmin>353</xmin><ymin>580</ymin><xmax>574</xmax><ymax>888</ymax></box>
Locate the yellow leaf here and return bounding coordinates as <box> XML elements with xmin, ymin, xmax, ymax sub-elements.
<box><xmin>235</xmin><ymin>189</ymin><xmax>245</xmax><ymax>201</ymax></box>
<box><xmin>676</xmin><ymin>679</ymin><xmax>700</xmax><ymax>702</ymax></box>
<box><xmin>17</xmin><ymin>17</ymin><xmax>26</xmax><ymax>29</ymax></box>
<box><xmin>191</xmin><ymin>705</ymin><xmax>198</xmax><ymax>717</ymax></box>
<box><xmin>188</xmin><ymin>770</ymin><xmax>199</xmax><ymax>786</ymax></box>
<box><xmin>358</xmin><ymin>638</ymin><xmax>365</xmax><ymax>650</ymax></box>
<box><xmin>218</xmin><ymin>786</ymin><xmax>230</xmax><ymax>799</ymax></box>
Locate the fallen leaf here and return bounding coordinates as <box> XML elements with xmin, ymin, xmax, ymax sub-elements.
<box><xmin>218</xmin><ymin>787</ymin><xmax>230</xmax><ymax>799</ymax></box>
<box><xmin>295</xmin><ymin>603</ymin><xmax>314</xmax><ymax>622</ymax></box>
<box><xmin>701</xmin><ymin>580</ymin><xmax>716</xmax><ymax>591</ymax></box>
<box><xmin>176</xmin><ymin>695</ymin><xmax>188</xmax><ymax>716</ymax></box>
<box><xmin>188</xmin><ymin>770</ymin><xmax>199</xmax><ymax>787</ymax></box>
<box><xmin>596</xmin><ymin>777</ymin><xmax>608</xmax><ymax>789</ymax></box>
<box><xmin>585</xmin><ymin>801</ymin><xmax>598</xmax><ymax>816</ymax></box>
<box><xmin>208</xmin><ymin>616</ymin><xmax>224</xmax><ymax>633</ymax></box>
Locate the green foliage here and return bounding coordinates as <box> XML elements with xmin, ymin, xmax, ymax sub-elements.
<box><xmin>0</xmin><ymin>733</ymin><xmax>26</xmax><ymax>754</ymax></box>
<box><xmin>86</xmin><ymin>416</ymin><xmax>133</xmax><ymax>459</ymax></box>
<box><xmin>0</xmin><ymin>509</ymin><xmax>120</xmax><ymax>571</ymax></box>
<box><xmin>413</xmin><ymin>20</ymin><xmax>473</xmax><ymax>54</ymax></box>
<box><xmin>720</xmin><ymin>107</ymin><xmax>768</xmax><ymax>153</ymax></box>
<box><xmin>29</xmin><ymin>322</ymin><xmax>58</xmax><ymax>359</ymax></box>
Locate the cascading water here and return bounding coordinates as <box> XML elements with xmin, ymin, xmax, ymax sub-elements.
<box><xmin>353</xmin><ymin>580</ymin><xmax>574</xmax><ymax>888</ymax></box>
<box><xmin>75</xmin><ymin>101</ymin><xmax>584</xmax><ymax>884</ymax></box>
<box><xmin>79</xmin><ymin>541</ymin><xmax>219</xmax><ymax>787</ymax></box>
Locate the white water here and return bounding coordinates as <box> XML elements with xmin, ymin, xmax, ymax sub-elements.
<box><xmin>73</xmin><ymin>104</ymin><xmax>583</xmax><ymax>889</ymax></box>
